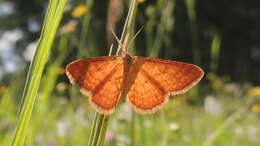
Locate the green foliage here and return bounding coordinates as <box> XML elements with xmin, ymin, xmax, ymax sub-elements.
<box><xmin>1</xmin><ymin>80</ymin><xmax>259</xmax><ymax>145</ymax></box>
<box><xmin>9</xmin><ymin>0</ymin><xmax>67</xmax><ymax>145</ymax></box>
<box><xmin>0</xmin><ymin>0</ymin><xmax>260</xmax><ymax>146</ymax></box>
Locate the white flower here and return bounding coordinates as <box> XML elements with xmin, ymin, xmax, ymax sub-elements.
<box><xmin>247</xmin><ymin>125</ymin><xmax>257</xmax><ymax>142</ymax></box>
<box><xmin>35</xmin><ymin>134</ymin><xmax>44</xmax><ymax>145</ymax></box>
<box><xmin>169</xmin><ymin>122</ymin><xmax>179</xmax><ymax>131</ymax></box>
<box><xmin>56</xmin><ymin>118</ymin><xmax>70</xmax><ymax>137</ymax></box>
<box><xmin>0</xmin><ymin>29</ymin><xmax>23</xmax><ymax>50</ymax></box>
<box><xmin>75</xmin><ymin>107</ymin><xmax>88</xmax><ymax>126</ymax></box>
<box><xmin>0</xmin><ymin>2</ymin><xmax>14</xmax><ymax>16</ymax></box>
<box><xmin>23</xmin><ymin>41</ymin><xmax>37</xmax><ymax>61</ymax></box>
<box><xmin>0</xmin><ymin>29</ymin><xmax>23</xmax><ymax>73</ymax></box>
<box><xmin>105</xmin><ymin>131</ymin><xmax>115</xmax><ymax>141</ymax></box>
<box><xmin>118</xmin><ymin>104</ymin><xmax>132</xmax><ymax>121</ymax></box>
<box><xmin>144</xmin><ymin>120</ymin><xmax>153</xmax><ymax>128</ymax></box>
<box><xmin>204</xmin><ymin>95</ymin><xmax>223</xmax><ymax>116</ymax></box>
<box><xmin>28</xmin><ymin>18</ymin><xmax>40</xmax><ymax>32</ymax></box>
<box><xmin>116</xmin><ymin>134</ymin><xmax>130</xmax><ymax>145</ymax></box>
<box><xmin>224</xmin><ymin>83</ymin><xmax>243</xmax><ymax>96</ymax></box>
<box><xmin>234</xmin><ymin>126</ymin><xmax>243</xmax><ymax>136</ymax></box>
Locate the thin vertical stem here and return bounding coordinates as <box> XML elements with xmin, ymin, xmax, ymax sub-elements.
<box><xmin>78</xmin><ymin>0</ymin><xmax>94</xmax><ymax>57</ymax></box>
<box><xmin>88</xmin><ymin>1</ymin><xmax>138</xmax><ymax>146</ymax></box>
<box><xmin>131</xmin><ymin>111</ymin><xmax>136</xmax><ymax>146</ymax></box>
<box><xmin>88</xmin><ymin>41</ymin><xmax>114</xmax><ymax>146</ymax></box>
<box><xmin>185</xmin><ymin>0</ymin><xmax>200</xmax><ymax>65</ymax></box>
<box><xmin>160</xmin><ymin>110</ymin><xmax>167</xmax><ymax>146</ymax></box>
<box><xmin>89</xmin><ymin>114</ymin><xmax>107</xmax><ymax>146</ymax></box>
<box><xmin>97</xmin><ymin>116</ymin><xmax>110</xmax><ymax>145</ymax></box>
<box><xmin>117</xmin><ymin>1</ymin><xmax>138</xmax><ymax>145</ymax></box>
<box><xmin>10</xmin><ymin>0</ymin><xmax>67</xmax><ymax>145</ymax></box>
<box><xmin>210</xmin><ymin>32</ymin><xmax>221</xmax><ymax>73</ymax></box>
<box><xmin>88</xmin><ymin>112</ymin><xmax>98</xmax><ymax>145</ymax></box>
<box><xmin>116</xmin><ymin>0</ymin><xmax>138</xmax><ymax>55</ymax></box>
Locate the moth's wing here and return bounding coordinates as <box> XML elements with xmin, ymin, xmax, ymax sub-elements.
<box><xmin>66</xmin><ymin>56</ymin><xmax>124</xmax><ymax>114</ymax></box>
<box><xmin>126</xmin><ymin>57</ymin><xmax>204</xmax><ymax>114</ymax></box>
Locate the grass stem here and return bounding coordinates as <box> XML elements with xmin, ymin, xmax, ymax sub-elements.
<box><xmin>10</xmin><ymin>0</ymin><xmax>67</xmax><ymax>145</ymax></box>
<box><xmin>87</xmin><ymin>1</ymin><xmax>138</xmax><ymax>145</ymax></box>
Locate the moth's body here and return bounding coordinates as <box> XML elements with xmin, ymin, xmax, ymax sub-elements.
<box><xmin>66</xmin><ymin>53</ymin><xmax>204</xmax><ymax>114</ymax></box>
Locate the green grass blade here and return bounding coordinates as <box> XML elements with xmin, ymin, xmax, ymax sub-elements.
<box><xmin>39</xmin><ymin>35</ymin><xmax>70</xmax><ymax>108</ymax></box>
<box><xmin>10</xmin><ymin>0</ymin><xmax>67</xmax><ymax>145</ymax></box>
<box><xmin>88</xmin><ymin>1</ymin><xmax>138</xmax><ymax>146</ymax></box>
<box><xmin>210</xmin><ymin>32</ymin><xmax>221</xmax><ymax>73</ymax></box>
<box><xmin>78</xmin><ymin>0</ymin><xmax>94</xmax><ymax>57</ymax></box>
<box><xmin>184</xmin><ymin>0</ymin><xmax>201</xmax><ymax>65</ymax></box>
<box><xmin>116</xmin><ymin>0</ymin><xmax>138</xmax><ymax>55</ymax></box>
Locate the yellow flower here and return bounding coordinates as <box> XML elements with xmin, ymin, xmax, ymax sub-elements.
<box><xmin>173</xmin><ymin>97</ymin><xmax>181</xmax><ymax>106</ymax></box>
<box><xmin>58</xmin><ymin>67</ymin><xmax>66</xmax><ymax>75</ymax></box>
<box><xmin>57</xmin><ymin>82</ymin><xmax>67</xmax><ymax>92</ymax></box>
<box><xmin>170</xmin><ymin>111</ymin><xmax>177</xmax><ymax>117</ymax></box>
<box><xmin>72</xmin><ymin>5</ymin><xmax>88</xmax><ymax>18</ymax></box>
<box><xmin>251</xmin><ymin>104</ymin><xmax>260</xmax><ymax>113</ymax></box>
<box><xmin>173</xmin><ymin>95</ymin><xmax>188</xmax><ymax>106</ymax></box>
<box><xmin>0</xmin><ymin>86</ymin><xmax>9</xmax><ymax>93</ymax></box>
<box><xmin>137</xmin><ymin>0</ymin><xmax>146</xmax><ymax>3</ymax></box>
<box><xmin>207</xmin><ymin>72</ymin><xmax>217</xmax><ymax>80</ymax></box>
<box><xmin>60</xmin><ymin>20</ymin><xmax>78</xmax><ymax>34</ymax></box>
<box><xmin>248</xmin><ymin>86</ymin><xmax>260</xmax><ymax>96</ymax></box>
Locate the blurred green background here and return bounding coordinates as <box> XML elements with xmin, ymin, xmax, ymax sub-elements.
<box><xmin>0</xmin><ymin>0</ymin><xmax>260</xmax><ymax>145</ymax></box>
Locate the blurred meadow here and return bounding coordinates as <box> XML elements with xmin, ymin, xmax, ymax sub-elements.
<box><xmin>0</xmin><ymin>0</ymin><xmax>260</xmax><ymax>145</ymax></box>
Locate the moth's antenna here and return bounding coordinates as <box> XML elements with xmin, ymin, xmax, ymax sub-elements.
<box><xmin>111</xmin><ymin>28</ymin><xmax>125</xmax><ymax>55</ymax></box>
<box><xmin>125</xmin><ymin>25</ymin><xmax>144</xmax><ymax>52</ymax></box>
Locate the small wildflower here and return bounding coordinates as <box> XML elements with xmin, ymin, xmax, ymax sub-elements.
<box><xmin>170</xmin><ymin>111</ymin><xmax>177</xmax><ymax>117</ymax></box>
<box><xmin>204</xmin><ymin>95</ymin><xmax>222</xmax><ymax>116</ymax></box>
<box><xmin>46</xmin><ymin>140</ymin><xmax>57</xmax><ymax>146</ymax></box>
<box><xmin>0</xmin><ymin>86</ymin><xmax>9</xmax><ymax>93</ymax></box>
<box><xmin>224</xmin><ymin>83</ymin><xmax>242</xmax><ymax>97</ymax></box>
<box><xmin>116</xmin><ymin>135</ymin><xmax>130</xmax><ymax>145</ymax></box>
<box><xmin>137</xmin><ymin>0</ymin><xmax>146</xmax><ymax>3</ymax></box>
<box><xmin>58</xmin><ymin>67</ymin><xmax>65</xmax><ymax>75</ymax></box>
<box><xmin>145</xmin><ymin>6</ymin><xmax>154</xmax><ymax>17</ymax></box>
<box><xmin>234</xmin><ymin>126</ymin><xmax>243</xmax><ymax>136</ymax></box>
<box><xmin>118</xmin><ymin>104</ymin><xmax>132</xmax><ymax>121</ymax></box>
<box><xmin>248</xmin><ymin>86</ymin><xmax>260</xmax><ymax>96</ymax></box>
<box><xmin>56</xmin><ymin>118</ymin><xmax>70</xmax><ymax>137</ymax></box>
<box><xmin>207</xmin><ymin>72</ymin><xmax>216</xmax><ymax>80</ymax></box>
<box><xmin>71</xmin><ymin>5</ymin><xmax>88</xmax><ymax>18</ymax></box>
<box><xmin>144</xmin><ymin>120</ymin><xmax>153</xmax><ymax>128</ymax></box>
<box><xmin>207</xmin><ymin>73</ymin><xmax>223</xmax><ymax>90</ymax></box>
<box><xmin>105</xmin><ymin>131</ymin><xmax>115</xmax><ymax>141</ymax></box>
<box><xmin>212</xmin><ymin>80</ymin><xmax>223</xmax><ymax>90</ymax></box>
<box><xmin>56</xmin><ymin>82</ymin><xmax>67</xmax><ymax>92</ymax></box>
<box><xmin>169</xmin><ymin>122</ymin><xmax>179</xmax><ymax>131</ymax></box>
<box><xmin>60</xmin><ymin>20</ymin><xmax>78</xmax><ymax>34</ymax></box>
<box><xmin>173</xmin><ymin>96</ymin><xmax>182</xmax><ymax>106</ymax></box>
<box><xmin>247</xmin><ymin>125</ymin><xmax>257</xmax><ymax>142</ymax></box>
<box><xmin>251</xmin><ymin>104</ymin><xmax>260</xmax><ymax>113</ymax></box>
<box><xmin>0</xmin><ymin>119</ymin><xmax>10</xmax><ymax>131</ymax></box>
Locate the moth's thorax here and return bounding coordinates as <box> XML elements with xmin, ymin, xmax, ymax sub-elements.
<box><xmin>123</xmin><ymin>53</ymin><xmax>133</xmax><ymax>66</ymax></box>
<box><xmin>121</xmin><ymin>53</ymin><xmax>134</xmax><ymax>97</ymax></box>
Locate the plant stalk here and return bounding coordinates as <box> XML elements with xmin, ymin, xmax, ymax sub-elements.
<box><xmin>10</xmin><ymin>0</ymin><xmax>67</xmax><ymax>145</ymax></box>
<box><xmin>88</xmin><ymin>0</ymin><xmax>138</xmax><ymax>145</ymax></box>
